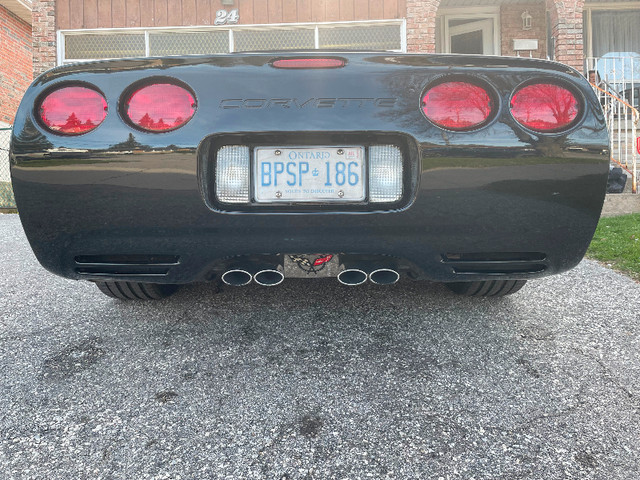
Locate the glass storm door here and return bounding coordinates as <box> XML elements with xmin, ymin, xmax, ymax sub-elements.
<box><xmin>447</xmin><ymin>18</ymin><xmax>495</xmax><ymax>55</ymax></box>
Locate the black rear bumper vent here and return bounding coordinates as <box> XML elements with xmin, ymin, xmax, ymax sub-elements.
<box><xmin>74</xmin><ymin>255</ymin><xmax>180</xmax><ymax>277</ymax></box>
<box><xmin>442</xmin><ymin>252</ymin><xmax>547</xmax><ymax>275</ymax></box>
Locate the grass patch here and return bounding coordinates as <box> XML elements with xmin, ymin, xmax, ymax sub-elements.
<box><xmin>0</xmin><ymin>181</ymin><xmax>16</xmax><ymax>209</ymax></box>
<box><xmin>587</xmin><ymin>213</ymin><xmax>640</xmax><ymax>281</ymax></box>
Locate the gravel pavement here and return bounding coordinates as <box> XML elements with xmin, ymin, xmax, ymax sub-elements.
<box><xmin>1</xmin><ymin>213</ymin><xmax>640</xmax><ymax>479</ymax></box>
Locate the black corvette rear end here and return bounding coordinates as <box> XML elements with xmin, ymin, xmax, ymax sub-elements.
<box><xmin>10</xmin><ymin>52</ymin><xmax>609</xmax><ymax>298</ymax></box>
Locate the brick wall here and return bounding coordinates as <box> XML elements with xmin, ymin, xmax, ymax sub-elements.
<box><xmin>0</xmin><ymin>6</ymin><xmax>32</xmax><ymax>124</ymax></box>
<box><xmin>546</xmin><ymin>0</ymin><xmax>584</xmax><ymax>71</ymax></box>
<box><xmin>406</xmin><ymin>0</ymin><xmax>439</xmax><ymax>53</ymax></box>
<box><xmin>32</xmin><ymin>0</ymin><xmax>56</xmax><ymax>76</ymax></box>
<box><xmin>500</xmin><ymin>4</ymin><xmax>547</xmax><ymax>59</ymax></box>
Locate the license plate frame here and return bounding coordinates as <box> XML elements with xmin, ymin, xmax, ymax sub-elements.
<box><xmin>253</xmin><ymin>146</ymin><xmax>366</xmax><ymax>203</ymax></box>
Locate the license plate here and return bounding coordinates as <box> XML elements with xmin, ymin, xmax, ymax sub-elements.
<box><xmin>254</xmin><ymin>146</ymin><xmax>365</xmax><ymax>203</ymax></box>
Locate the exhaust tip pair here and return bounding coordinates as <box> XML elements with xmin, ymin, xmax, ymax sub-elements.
<box><xmin>221</xmin><ymin>269</ymin><xmax>284</xmax><ymax>287</ymax></box>
<box><xmin>222</xmin><ymin>267</ymin><xmax>399</xmax><ymax>287</ymax></box>
<box><xmin>337</xmin><ymin>268</ymin><xmax>400</xmax><ymax>286</ymax></box>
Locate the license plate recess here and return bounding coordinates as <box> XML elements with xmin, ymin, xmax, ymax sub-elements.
<box><xmin>254</xmin><ymin>146</ymin><xmax>365</xmax><ymax>203</ymax></box>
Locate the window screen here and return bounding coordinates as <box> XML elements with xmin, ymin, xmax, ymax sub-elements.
<box><xmin>149</xmin><ymin>31</ymin><xmax>230</xmax><ymax>56</ymax></box>
<box><xmin>65</xmin><ymin>34</ymin><xmax>145</xmax><ymax>60</ymax></box>
<box><xmin>61</xmin><ymin>21</ymin><xmax>404</xmax><ymax>63</ymax></box>
<box><xmin>234</xmin><ymin>28</ymin><xmax>315</xmax><ymax>52</ymax></box>
<box><xmin>318</xmin><ymin>24</ymin><xmax>402</xmax><ymax>50</ymax></box>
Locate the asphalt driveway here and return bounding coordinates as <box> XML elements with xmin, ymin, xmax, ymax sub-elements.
<box><xmin>1</xmin><ymin>213</ymin><xmax>639</xmax><ymax>479</ymax></box>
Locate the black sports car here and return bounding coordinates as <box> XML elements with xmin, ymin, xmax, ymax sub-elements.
<box><xmin>10</xmin><ymin>53</ymin><xmax>609</xmax><ymax>299</ymax></box>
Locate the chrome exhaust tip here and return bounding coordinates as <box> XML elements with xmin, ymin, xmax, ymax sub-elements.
<box><xmin>221</xmin><ymin>269</ymin><xmax>253</xmax><ymax>286</ymax></box>
<box><xmin>369</xmin><ymin>268</ymin><xmax>400</xmax><ymax>285</ymax></box>
<box><xmin>337</xmin><ymin>269</ymin><xmax>368</xmax><ymax>286</ymax></box>
<box><xmin>254</xmin><ymin>269</ymin><xmax>284</xmax><ymax>287</ymax></box>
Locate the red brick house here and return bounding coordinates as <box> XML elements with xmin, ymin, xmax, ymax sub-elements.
<box><xmin>29</xmin><ymin>0</ymin><xmax>639</xmax><ymax>77</ymax></box>
<box><xmin>0</xmin><ymin>1</ymin><xmax>32</xmax><ymax>126</ymax></box>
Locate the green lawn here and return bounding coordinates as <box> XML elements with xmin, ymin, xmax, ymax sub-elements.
<box><xmin>587</xmin><ymin>213</ymin><xmax>640</xmax><ymax>281</ymax></box>
<box><xmin>0</xmin><ymin>181</ymin><xmax>16</xmax><ymax>209</ymax></box>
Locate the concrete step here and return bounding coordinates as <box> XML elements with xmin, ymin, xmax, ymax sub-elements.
<box><xmin>601</xmin><ymin>193</ymin><xmax>640</xmax><ymax>217</ymax></box>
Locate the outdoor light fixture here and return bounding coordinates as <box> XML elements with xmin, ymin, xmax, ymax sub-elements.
<box><xmin>521</xmin><ymin>11</ymin><xmax>532</xmax><ymax>30</ymax></box>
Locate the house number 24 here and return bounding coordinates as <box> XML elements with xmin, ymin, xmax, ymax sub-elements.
<box><xmin>215</xmin><ymin>9</ymin><xmax>240</xmax><ymax>25</ymax></box>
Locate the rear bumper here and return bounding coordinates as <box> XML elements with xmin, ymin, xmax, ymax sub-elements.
<box><xmin>11</xmin><ymin>142</ymin><xmax>608</xmax><ymax>284</ymax></box>
<box><xmin>10</xmin><ymin>53</ymin><xmax>609</xmax><ymax>284</ymax></box>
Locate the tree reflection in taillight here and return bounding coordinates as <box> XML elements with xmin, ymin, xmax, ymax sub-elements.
<box><xmin>39</xmin><ymin>86</ymin><xmax>107</xmax><ymax>135</ymax></box>
<box><xmin>125</xmin><ymin>83</ymin><xmax>196</xmax><ymax>132</ymax></box>
<box><xmin>510</xmin><ymin>83</ymin><xmax>579</xmax><ymax>132</ymax></box>
<box><xmin>421</xmin><ymin>81</ymin><xmax>494</xmax><ymax>131</ymax></box>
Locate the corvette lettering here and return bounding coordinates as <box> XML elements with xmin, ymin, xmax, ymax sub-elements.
<box><xmin>219</xmin><ymin>97</ymin><xmax>398</xmax><ymax>109</ymax></box>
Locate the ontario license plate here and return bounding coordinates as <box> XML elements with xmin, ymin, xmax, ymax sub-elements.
<box><xmin>254</xmin><ymin>146</ymin><xmax>365</xmax><ymax>203</ymax></box>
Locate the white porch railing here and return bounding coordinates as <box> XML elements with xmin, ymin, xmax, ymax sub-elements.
<box><xmin>586</xmin><ymin>55</ymin><xmax>639</xmax><ymax>194</ymax></box>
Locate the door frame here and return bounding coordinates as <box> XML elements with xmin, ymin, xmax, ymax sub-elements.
<box><xmin>439</xmin><ymin>7</ymin><xmax>501</xmax><ymax>55</ymax></box>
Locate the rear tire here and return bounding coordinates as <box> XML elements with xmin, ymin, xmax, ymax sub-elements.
<box><xmin>445</xmin><ymin>279</ymin><xmax>526</xmax><ymax>297</ymax></box>
<box><xmin>94</xmin><ymin>281</ymin><xmax>178</xmax><ymax>300</ymax></box>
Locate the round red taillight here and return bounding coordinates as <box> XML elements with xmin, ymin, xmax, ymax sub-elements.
<box><xmin>510</xmin><ymin>83</ymin><xmax>579</xmax><ymax>132</ymax></box>
<box><xmin>421</xmin><ymin>81</ymin><xmax>494</xmax><ymax>131</ymax></box>
<box><xmin>38</xmin><ymin>86</ymin><xmax>107</xmax><ymax>135</ymax></box>
<box><xmin>125</xmin><ymin>83</ymin><xmax>196</xmax><ymax>132</ymax></box>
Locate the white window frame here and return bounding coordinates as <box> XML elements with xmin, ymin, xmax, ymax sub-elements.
<box><xmin>57</xmin><ymin>19</ymin><xmax>407</xmax><ymax>65</ymax></box>
<box><xmin>583</xmin><ymin>2</ymin><xmax>640</xmax><ymax>59</ymax></box>
<box><xmin>438</xmin><ymin>7</ymin><xmax>501</xmax><ymax>56</ymax></box>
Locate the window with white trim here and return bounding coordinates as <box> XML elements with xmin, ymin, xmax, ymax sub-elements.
<box><xmin>58</xmin><ymin>20</ymin><xmax>406</xmax><ymax>64</ymax></box>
